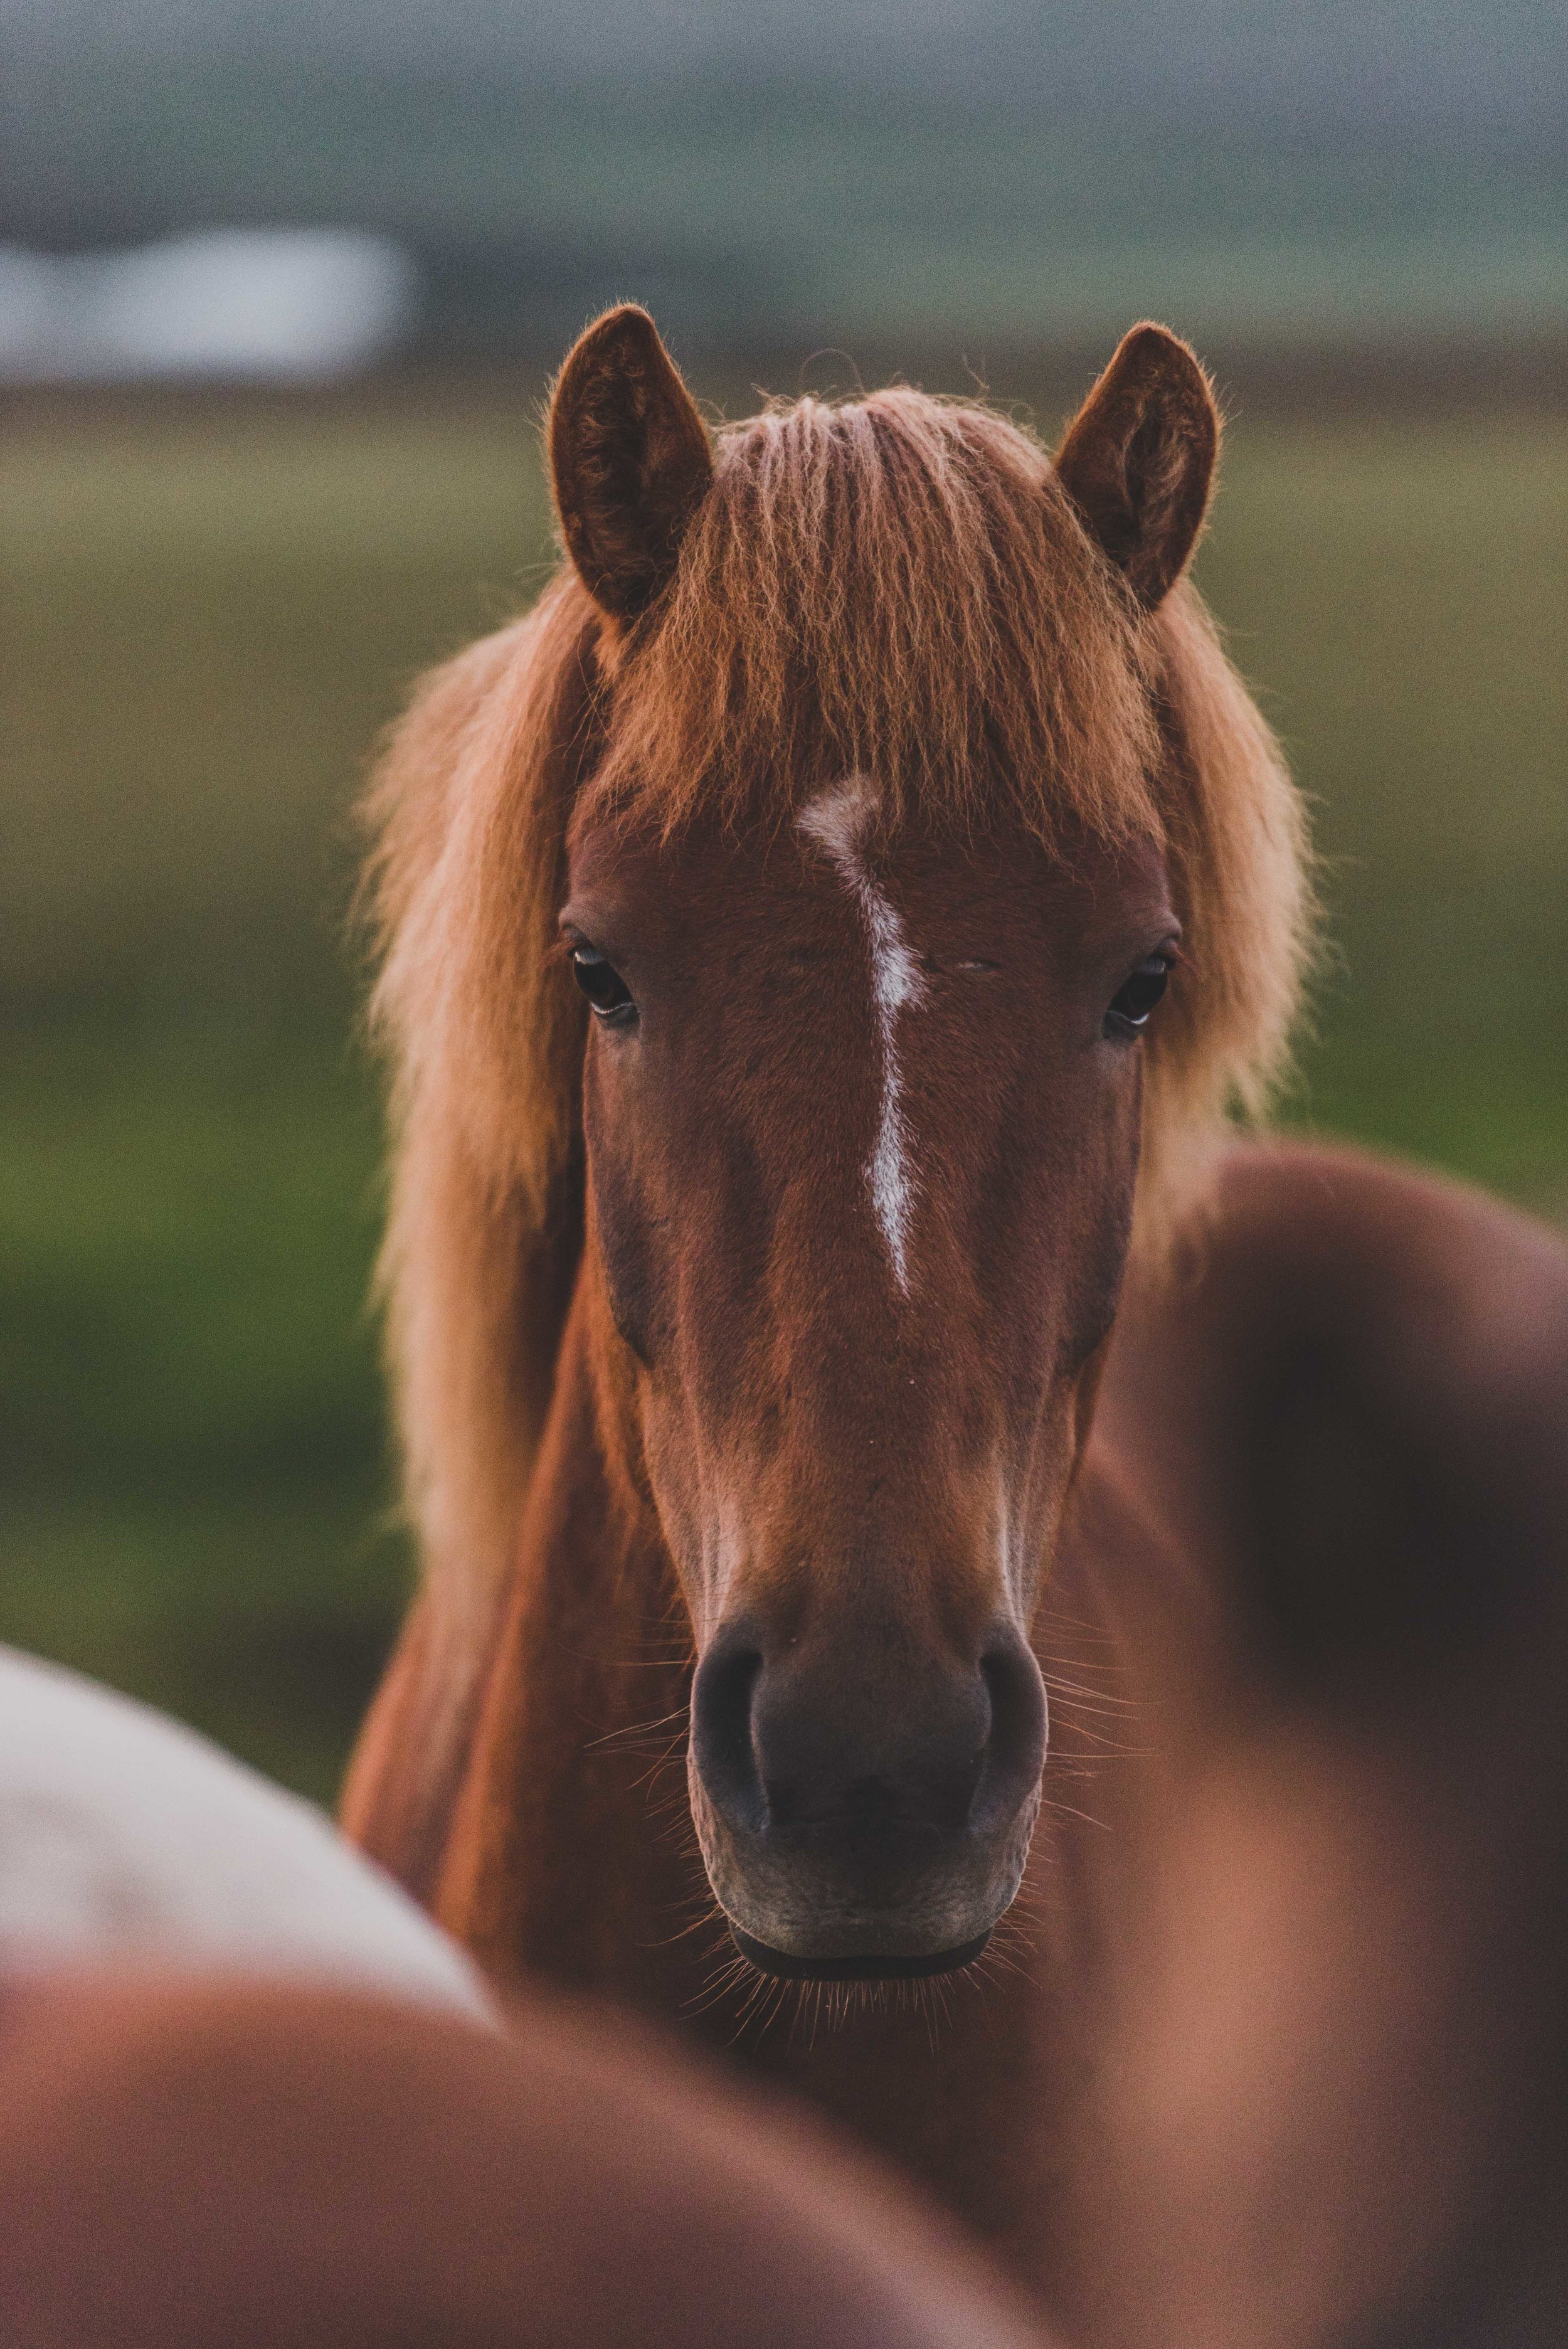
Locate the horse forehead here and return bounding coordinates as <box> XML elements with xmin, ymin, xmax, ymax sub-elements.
<box><xmin>566</xmin><ymin>790</ymin><xmax>1161</xmax><ymax>946</ymax></box>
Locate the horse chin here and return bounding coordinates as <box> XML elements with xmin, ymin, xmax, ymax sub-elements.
<box><xmin>729</xmin><ymin>1927</ymin><xmax>992</xmax><ymax>1983</ymax></box>
<box><xmin>709</xmin><ymin>1860</ymin><xmax>1014</xmax><ymax>1982</ymax></box>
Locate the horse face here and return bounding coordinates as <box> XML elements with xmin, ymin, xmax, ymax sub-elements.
<box><xmin>564</xmin><ymin>793</ymin><xmax>1175</xmax><ymax>1973</ymax></box>
<box><xmin>543</xmin><ymin>302</ymin><xmax>1214</xmax><ymax>1976</ymax></box>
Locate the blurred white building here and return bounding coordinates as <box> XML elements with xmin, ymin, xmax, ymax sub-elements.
<box><xmin>0</xmin><ymin>228</ymin><xmax>419</xmax><ymax>383</ymax></box>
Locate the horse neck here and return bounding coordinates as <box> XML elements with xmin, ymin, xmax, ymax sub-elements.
<box><xmin>432</xmin><ymin>1264</ymin><xmax>706</xmax><ymax>2010</ymax></box>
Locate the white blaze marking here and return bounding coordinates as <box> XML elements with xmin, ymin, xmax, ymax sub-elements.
<box><xmin>797</xmin><ymin>780</ymin><xmax>926</xmax><ymax>1292</ymax></box>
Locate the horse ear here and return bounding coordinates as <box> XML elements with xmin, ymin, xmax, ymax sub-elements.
<box><xmin>1054</xmin><ymin>324</ymin><xmax>1219</xmax><ymax>612</ymax></box>
<box><xmin>549</xmin><ymin>305</ymin><xmax>714</xmax><ymax>622</ymax></box>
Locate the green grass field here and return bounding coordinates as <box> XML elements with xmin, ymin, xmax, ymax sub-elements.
<box><xmin>3</xmin><ymin>386</ymin><xmax>1565</xmax><ymax>1804</ymax></box>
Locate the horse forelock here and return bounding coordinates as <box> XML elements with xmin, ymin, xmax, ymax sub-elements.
<box><xmin>347</xmin><ymin>380</ymin><xmax>1316</xmax><ymax>1827</ymax></box>
<box><xmin>591</xmin><ymin>386</ymin><xmax>1162</xmax><ymax>849</ymax></box>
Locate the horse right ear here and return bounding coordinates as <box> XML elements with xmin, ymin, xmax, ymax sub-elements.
<box><xmin>1054</xmin><ymin>324</ymin><xmax>1219</xmax><ymax>612</ymax></box>
<box><xmin>549</xmin><ymin>305</ymin><xmax>714</xmax><ymax>623</ymax></box>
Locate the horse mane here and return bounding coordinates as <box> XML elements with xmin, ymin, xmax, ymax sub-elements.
<box><xmin>352</xmin><ymin>382</ymin><xmax>1313</xmax><ymax>1796</ymax></box>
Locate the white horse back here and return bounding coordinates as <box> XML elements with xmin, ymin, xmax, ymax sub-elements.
<box><xmin>0</xmin><ymin>1645</ymin><xmax>492</xmax><ymax>2024</ymax></box>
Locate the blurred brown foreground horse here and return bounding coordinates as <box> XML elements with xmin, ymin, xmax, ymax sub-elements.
<box><xmin>0</xmin><ymin>1972</ymin><xmax>1042</xmax><ymax>2349</ymax></box>
<box><xmin>343</xmin><ymin>307</ymin><xmax>1568</xmax><ymax>2346</ymax></box>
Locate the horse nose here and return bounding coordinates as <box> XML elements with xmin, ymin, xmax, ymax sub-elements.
<box><xmin>690</xmin><ymin>1619</ymin><xmax>1046</xmax><ymax>1860</ymax></box>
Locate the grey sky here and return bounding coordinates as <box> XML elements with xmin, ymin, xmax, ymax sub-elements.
<box><xmin>6</xmin><ymin>0</ymin><xmax>1565</xmax><ymax>127</ymax></box>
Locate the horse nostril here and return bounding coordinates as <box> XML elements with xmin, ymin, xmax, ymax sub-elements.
<box><xmin>689</xmin><ymin>1637</ymin><xmax>766</xmax><ymax>1834</ymax></box>
<box><xmin>974</xmin><ymin>1633</ymin><xmax>1048</xmax><ymax>1835</ymax></box>
<box><xmin>746</xmin><ymin>1650</ymin><xmax>993</xmax><ymax>1843</ymax></box>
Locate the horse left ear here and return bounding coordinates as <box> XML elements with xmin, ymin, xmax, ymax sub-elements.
<box><xmin>549</xmin><ymin>305</ymin><xmax>714</xmax><ymax>622</ymax></box>
<box><xmin>1054</xmin><ymin>324</ymin><xmax>1219</xmax><ymax>612</ymax></box>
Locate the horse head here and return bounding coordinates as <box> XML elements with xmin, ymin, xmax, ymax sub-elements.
<box><xmin>550</xmin><ymin>310</ymin><xmax>1209</xmax><ymax>1976</ymax></box>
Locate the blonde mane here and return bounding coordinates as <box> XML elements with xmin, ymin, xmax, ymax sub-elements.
<box><xmin>356</xmin><ymin>383</ymin><xmax>1313</xmax><ymax>1774</ymax></box>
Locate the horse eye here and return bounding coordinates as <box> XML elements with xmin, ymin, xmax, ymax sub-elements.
<box><xmin>571</xmin><ymin>945</ymin><xmax>635</xmax><ymax>1020</ymax></box>
<box><xmin>1104</xmin><ymin>955</ymin><xmax>1172</xmax><ymax>1037</ymax></box>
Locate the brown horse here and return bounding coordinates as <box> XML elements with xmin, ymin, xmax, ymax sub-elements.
<box><xmin>342</xmin><ymin>307</ymin><xmax>1568</xmax><ymax>2343</ymax></box>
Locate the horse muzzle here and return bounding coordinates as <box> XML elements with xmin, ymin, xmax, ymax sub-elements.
<box><xmin>688</xmin><ymin>1618</ymin><xmax>1047</xmax><ymax>1981</ymax></box>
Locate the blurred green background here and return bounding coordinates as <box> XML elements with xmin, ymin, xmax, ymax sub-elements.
<box><xmin>4</xmin><ymin>378</ymin><xmax>1564</xmax><ymax>1805</ymax></box>
<box><xmin>2</xmin><ymin>395</ymin><xmax>549</xmax><ymax>1799</ymax></box>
